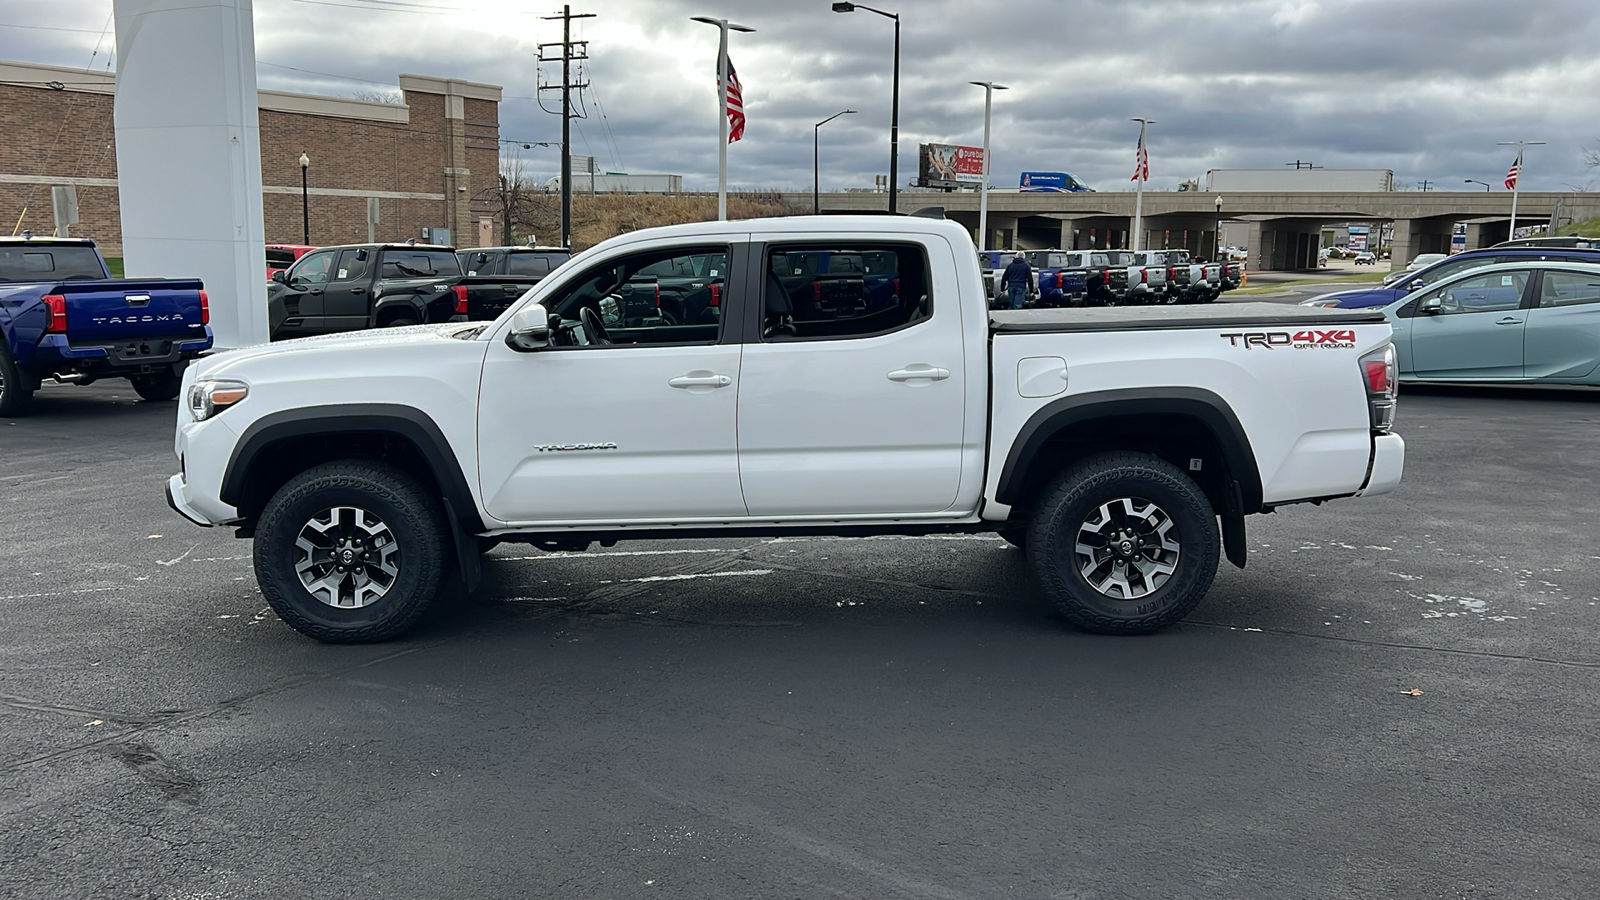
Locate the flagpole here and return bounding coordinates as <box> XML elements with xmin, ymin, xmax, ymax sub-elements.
<box><xmin>1497</xmin><ymin>139</ymin><xmax>1544</xmax><ymax>240</ymax></box>
<box><xmin>691</xmin><ymin>16</ymin><xmax>755</xmax><ymax>222</ymax></box>
<box><xmin>1131</xmin><ymin>117</ymin><xmax>1154</xmax><ymax>252</ymax></box>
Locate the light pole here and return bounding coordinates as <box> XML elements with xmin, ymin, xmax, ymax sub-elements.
<box><xmin>298</xmin><ymin>151</ymin><xmax>310</xmax><ymax>245</ymax></box>
<box><xmin>813</xmin><ymin>109</ymin><xmax>856</xmax><ymax>215</ymax></box>
<box><xmin>1130</xmin><ymin>117</ymin><xmax>1154</xmax><ymax>251</ymax></box>
<box><xmin>1213</xmin><ymin>195</ymin><xmax>1223</xmax><ymax>260</ymax></box>
<box><xmin>691</xmin><ymin>16</ymin><xmax>756</xmax><ymax>221</ymax></box>
<box><xmin>1497</xmin><ymin>139</ymin><xmax>1545</xmax><ymax>239</ymax></box>
<box><xmin>969</xmin><ymin>81</ymin><xmax>1007</xmax><ymax>251</ymax></box>
<box><xmin>832</xmin><ymin>2</ymin><xmax>899</xmax><ymax>214</ymax></box>
<box><xmin>1464</xmin><ymin>179</ymin><xmax>1492</xmax><ymax>192</ymax></box>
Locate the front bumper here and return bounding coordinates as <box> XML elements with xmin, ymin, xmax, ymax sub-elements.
<box><xmin>165</xmin><ymin>474</ymin><xmax>212</xmax><ymax>527</ymax></box>
<box><xmin>1358</xmin><ymin>433</ymin><xmax>1405</xmax><ymax>497</ymax></box>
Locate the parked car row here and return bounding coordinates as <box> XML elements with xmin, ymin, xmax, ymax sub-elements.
<box><xmin>266</xmin><ymin>242</ymin><xmax>570</xmax><ymax>340</ymax></box>
<box><xmin>980</xmin><ymin>248</ymin><xmax>1242</xmax><ymax>308</ymax></box>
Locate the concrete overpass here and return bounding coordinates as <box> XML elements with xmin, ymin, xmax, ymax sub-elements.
<box><xmin>815</xmin><ymin>190</ymin><xmax>1600</xmax><ymax>271</ymax></box>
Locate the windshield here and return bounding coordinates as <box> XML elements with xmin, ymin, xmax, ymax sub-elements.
<box><xmin>0</xmin><ymin>245</ymin><xmax>106</xmax><ymax>282</ymax></box>
<box><xmin>379</xmin><ymin>249</ymin><xmax>462</xmax><ymax>279</ymax></box>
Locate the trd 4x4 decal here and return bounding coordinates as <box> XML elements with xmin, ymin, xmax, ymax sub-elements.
<box><xmin>1221</xmin><ymin>329</ymin><xmax>1356</xmax><ymax>349</ymax></box>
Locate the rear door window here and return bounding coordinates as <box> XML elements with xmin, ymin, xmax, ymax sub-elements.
<box><xmin>379</xmin><ymin>250</ymin><xmax>462</xmax><ymax>279</ymax></box>
<box><xmin>762</xmin><ymin>242</ymin><xmax>930</xmax><ymax>341</ymax></box>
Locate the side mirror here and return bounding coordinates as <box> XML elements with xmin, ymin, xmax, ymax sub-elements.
<box><xmin>1419</xmin><ymin>296</ymin><xmax>1443</xmax><ymax>315</ymax></box>
<box><xmin>271</xmin><ymin>270</ymin><xmax>288</xmax><ymax>284</ymax></box>
<box><xmin>505</xmin><ymin>303</ymin><xmax>550</xmax><ymax>351</ymax></box>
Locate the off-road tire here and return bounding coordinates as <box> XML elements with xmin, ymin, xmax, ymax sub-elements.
<box><xmin>0</xmin><ymin>342</ymin><xmax>34</xmax><ymax>417</ymax></box>
<box><xmin>1027</xmin><ymin>452</ymin><xmax>1219</xmax><ymax>634</ymax></box>
<box><xmin>254</xmin><ymin>460</ymin><xmax>447</xmax><ymax>643</ymax></box>
<box><xmin>130</xmin><ymin>366</ymin><xmax>183</xmax><ymax>402</ymax></box>
<box><xmin>382</xmin><ymin>315</ymin><xmax>419</xmax><ymax>328</ymax></box>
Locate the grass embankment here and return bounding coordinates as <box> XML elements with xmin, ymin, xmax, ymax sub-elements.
<box><xmin>1558</xmin><ymin>216</ymin><xmax>1600</xmax><ymax>237</ymax></box>
<box><xmin>519</xmin><ymin>192</ymin><xmax>797</xmax><ymax>251</ymax></box>
<box><xmin>1229</xmin><ymin>268</ymin><xmax>1390</xmax><ymax>296</ymax></box>
<box><xmin>103</xmin><ymin>256</ymin><xmax>124</xmax><ymax>277</ymax></box>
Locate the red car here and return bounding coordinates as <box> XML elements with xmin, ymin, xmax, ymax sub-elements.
<box><xmin>266</xmin><ymin>244</ymin><xmax>316</xmax><ymax>281</ymax></box>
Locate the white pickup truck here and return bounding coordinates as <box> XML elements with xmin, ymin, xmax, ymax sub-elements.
<box><xmin>167</xmin><ymin>215</ymin><xmax>1404</xmax><ymax>643</ymax></box>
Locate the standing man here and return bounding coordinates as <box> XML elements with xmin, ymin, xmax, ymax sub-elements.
<box><xmin>1000</xmin><ymin>251</ymin><xmax>1033</xmax><ymax>310</ymax></box>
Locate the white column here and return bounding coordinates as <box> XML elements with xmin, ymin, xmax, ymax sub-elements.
<box><xmin>114</xmin><ymin>0</ymin><xmax>269</xmax><ymax>349</ymax></box>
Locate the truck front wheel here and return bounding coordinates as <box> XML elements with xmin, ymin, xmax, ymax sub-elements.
<box><xmin>254</xmin><ymin>461</ymin><xmax>448</xmax><ymax>643</ymax></box>
<box><xmin>1027</xmin><ymin>452</ymin><xmax>1219</xmax><ymax>634</ymax></box>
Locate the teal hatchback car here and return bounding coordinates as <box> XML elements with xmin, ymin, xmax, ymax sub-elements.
<box><xmin>1382</xmin><ymin>262</ymin><xmax>1600</xmax><ymax>384</ymax></box>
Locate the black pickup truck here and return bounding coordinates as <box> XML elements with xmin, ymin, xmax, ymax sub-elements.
<box><xmin>455</xmin><ymin>246</ymin><xmax>570</xmax><ymax>320</ymax></box>
<box><xmin>267</xmin><ymin>243</ymin><xmax>467</xmax><ymax>339</ymax></box>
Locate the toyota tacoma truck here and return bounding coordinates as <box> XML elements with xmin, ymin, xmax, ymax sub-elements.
<box><xmin>0</xmin><ymin>236</ymin><xmax>212</xmax><ymax>415</ymax></box>
<box><xmin>267</xmin><ymin>242</ymin><xmax>467</xmax><ymax>339</ymax></box>
<box><xmin>166</xmin><ymin>215</ymin><xmax>1405</xmax><ymax>643</ymax></box>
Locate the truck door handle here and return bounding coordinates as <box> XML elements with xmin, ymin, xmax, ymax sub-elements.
<box><xmin>1495</xmin><ymin>317</ymin><xmax>1523</xmax><ymax>326</ymax></box>
<box><xmin>350</xmin><ymin>287</ymin><xmax>365</xmax><ymax>294</ymax></box>
<box><xmin>668</xmin><ymin>372</ymin><xmax>732</xmax><ymax>389</ymax></box>
<box><xmin>887</xmin><ymin>364</ymin><xmax>951</xmax><ymax>383</ymax></box>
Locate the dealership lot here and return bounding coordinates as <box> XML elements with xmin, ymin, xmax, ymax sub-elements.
<box><xmin>3</xmin><ymin>380</ymin><xmax>1598</xmax><ymax>899</ymax></box>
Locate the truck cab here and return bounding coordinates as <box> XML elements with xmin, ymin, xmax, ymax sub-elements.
<box><xmin>268</xmin><ymin>242</ymin><xmax>465</xmax><ymax>338</ymax></box>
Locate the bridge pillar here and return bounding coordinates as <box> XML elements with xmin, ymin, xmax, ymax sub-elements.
<box><xmin>1390</xmin><ymin>218</ymin><xmax>1456</xmax><ymax>269</ymax></box>
<box><xmin>1464</xmin><ymin>221</ymin><xmax>1509</xmax><ymax>249</ymax></box>
<box><xmin>1246</xmin><ymin>219</ymin><xmax>1322</xmax><ymax>270</ymax></box>
<box><xmin>1056</xmin><ymin>218</ymin><xmax>1076</xmax><ymax>250</ymax></box>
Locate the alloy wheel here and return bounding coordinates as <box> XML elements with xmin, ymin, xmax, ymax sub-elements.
<box><xmin>1072</xmin><ymin>497</ymin><xmax>1181</xmax><ymax>599</ymax></box>
<box><xmin>293</xmin><ymin>505</ymin><xmax>400</xmax><ymax>608</ymax></box>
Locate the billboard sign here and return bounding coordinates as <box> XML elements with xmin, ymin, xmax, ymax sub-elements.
<box><xmin>918</xmin><ymin>143</ymin><xmax>985</xmax><ymax>188</ymax></box>
<box><xmin>1348</xmin><ymin>224</ymin><xmax>1369</xmax><ymax>251</ymax></box>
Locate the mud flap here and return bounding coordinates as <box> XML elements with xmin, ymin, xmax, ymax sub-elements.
<box><xmin>1222</xmin><ymin>478</ymin><xmax>1247</xmax><ymax>569</ymax></box>
<box><xmin>441</xmin><ymin>497</ymin><xmax>482</xmax><ymax>592</ymax></box>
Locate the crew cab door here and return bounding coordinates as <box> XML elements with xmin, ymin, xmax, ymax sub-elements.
<box><xmin>737</xmin><ymin>237</ymin><xmax>966</xmax><ymax>516</ymax></box>
<box><xmin>319</xmin><ymin>248</ymin><xmax>375</xmax><ymax>331</ymax></box>
<box><xmin>477</xmin><ymin>241</ymin><xmax>747</xmax><ymax>524</ymax></box>
<box><xmin>1523</xmin><ymin>269</ymin><xmax>1600</xmax><ymax>380</ymax></box>
<box><xmin>1409</xmin><ymin>269</ymin><xmax>1531</xmax><ymax>379</ymax></box>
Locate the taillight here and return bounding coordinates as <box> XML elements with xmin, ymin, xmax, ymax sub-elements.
<box><xmin>42</xmin><ymin>293</ymin><xmax>66</xmax><ymax>333</ymax></box>
<box><xmin>708</xmin><ymin>283</ymin><xmax>720</xmax><ymax>307</ymax></box>
<box><xmin>654</xmin><ymin>283</ymin><xmax>661</xmax><ymax>308</ymax></box>
<box><xmin>1168</xmin><ymin>266</ymin><xmax>1176</xmax><ymax>281</ymax></box>
<box><xmin>198</xmin><ymin>289</ymin><xmax>210</xmax><ymax>326</ymax></box>
<box><xmin>1359</xmin><ymin>344</ymin><xmax>1397</xmax><ymax>432</ymax></box>
<box><xmin>1140</xmin><ymin>268</ymin><xmax>1148</xmax><ymax>284</ymax></box>
<box><xmin>452</xmin><ymin>285</ymin><xmax>468</xmax><ymax>315</ymax></box>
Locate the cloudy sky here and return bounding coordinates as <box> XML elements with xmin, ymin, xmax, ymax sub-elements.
<box><xmin>7</xmin><ymin>0</ymin><xmax>1600</xmax><ymax>194</ymax></box>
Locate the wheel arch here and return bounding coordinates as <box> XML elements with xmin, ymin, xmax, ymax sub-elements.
<box><xmin>995</xmin><ymin>388</ymin><xmax>1263</xmax><ymax>567</ymax></box>
<box><xmin>221</xmin><ymin>404</ymin><xmax>485</xmax><ymax>588</ymax></box>
<box><xmin>371</xmin><ymin>293</ymin><xmax>427</xmax><ymax>326</ymax></box>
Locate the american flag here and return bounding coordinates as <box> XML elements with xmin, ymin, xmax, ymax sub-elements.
<box><xmin>1504</xmin><ymin>150</ymin><xmax>1522</xmax><ymax>190</ymax></box>
<box><xmin>1131</xmin><ymin>131</ymin><xmax>1149</xmax><ymax>182</ymax></box>
<box><xmin>720</xmin><ymin>57</ymin><xmax>745</xmax><ymax>143</ymax></box>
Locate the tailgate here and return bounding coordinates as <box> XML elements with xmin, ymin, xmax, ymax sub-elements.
<box><xmin>61</xmin><ymin>279</ymin><xmax>206</xmax><ymax>343</ymax></box>
<box><xmin>464</xmin><ymin>277</ymin><xmax>535</xmax><ymax>320</ymax></box>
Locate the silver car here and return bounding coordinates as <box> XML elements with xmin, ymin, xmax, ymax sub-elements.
<box><xmin>1382</xmin><ymin>261</ymin><xmax>1600</xmax><ymax>384</ymax></box>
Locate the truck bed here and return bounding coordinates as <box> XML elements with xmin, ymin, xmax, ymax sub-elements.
<box><xmin>990</xmin><ymin>302</ymin><xmax>1386</xmax><ymax>334</ymax></box>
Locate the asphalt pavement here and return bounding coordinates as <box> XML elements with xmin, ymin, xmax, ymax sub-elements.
<box><xmin>3</xmin><ymin>378</ymin><xmax>1598</xmax><ymax>899</ymax></box>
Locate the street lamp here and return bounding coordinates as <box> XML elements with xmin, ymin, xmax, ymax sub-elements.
<box><xmin>1130</xmin><ymin>117</ymin><xmax>1154</xmax><ymax>251</ymax></box>
<box><xmin>831</xmin><ymin>2</ymin><xmax>900</xmax><ymax>214</ymax></box>
<box><xmin>1464</xmin><ymin>179</ymin><xmax>1492</xmax><ymax>192</ymax></box>
<box><xmin>691</xmin><ymin>16</ymin><xmax>756</xmax><ymax>222</ymax></box>
<box><xmin>813</xmin><ymin>109</ymin><xmax>856</xmax><ymax>215</ymax></box>
<box><xmin>298</xmin><ymin>152</ymin><xmax>310</xmax><ymax>245</ymax></box>
<box><xmin>969</xmin><ymin>81</ymin><xmax>1007</xmax><ymax>252</ymax></box>
<box><xmin>1214</xmin><ymin>195</ymin><xmax>1223</xmax><ymax>261</ymax></box>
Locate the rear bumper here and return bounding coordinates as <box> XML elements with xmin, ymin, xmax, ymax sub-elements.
<box><xmin>1358</xmin><ymin>433</ymin><xmax>1405</xmax><ymax>497</ymax></box>
<box><xmin>30</xmin><ymin>332</ymin><xmax>213</xmax><ymax>373</ymax></box>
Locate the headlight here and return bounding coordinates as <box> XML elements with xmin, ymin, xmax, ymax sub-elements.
<box><xmin>187</xmin><ymin>380</ymin><xmax>248</xmax><ymax>421</ymax></box>
<box><xmin>1299</xmin><ymin>298</ymin><xmax>1341</xmax><ymax>308</ymax></box>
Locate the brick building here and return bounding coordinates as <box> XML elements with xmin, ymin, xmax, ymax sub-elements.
<box><xmin>0</xmin><ymin>59</ymin><xmax>503</xmax><ymax>255</ymax></box>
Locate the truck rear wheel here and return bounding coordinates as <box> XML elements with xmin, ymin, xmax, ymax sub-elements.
<box><xmin>130</xmin><ymin>366</ymin><xmax>183</xmax><ymax>402</ymax></box>
<box><xmin>253</xmin><ymin>461</ymin><xmax>448</xmax><ymax>643</ymax></box>
<box><xmin>0</xmin><ymin>343</ymin><xmax>34</xmax><ymax>416</ymax></box>
<box><xmin>1027</xmin><ymin>452</ymin><xmax>1219</xmax><ymax>634</ymax></box>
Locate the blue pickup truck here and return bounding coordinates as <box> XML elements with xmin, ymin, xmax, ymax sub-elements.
<box><xmin>0</xmin><ymin>237</ymin><xmax>212</xmax><ymax>415</ymax></box>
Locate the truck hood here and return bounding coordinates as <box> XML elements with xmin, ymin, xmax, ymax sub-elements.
<box><xmin>1314</xmin><ymin>286</ymin><xmax>1403</xmax><ymax>309</ymax></box>
<box><xmin>195</xmin><ymin>323</ymin><xmax>484</xmax><ymax>378</ymax></box>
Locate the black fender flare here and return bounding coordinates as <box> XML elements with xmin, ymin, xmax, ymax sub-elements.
<box><xmin>994</xmin><ymin>387</ymin><xmax>1263</xmax><ymax>566</ymax></box>
<box><xmin>370</xmin><ymin>292</ymin><xmax>430</xmax><ymax>325</ymax></box>
<box><xmin>221</xmin><ymin>404</ymin><xmax>485</xmax><ymax>589</ymax></box>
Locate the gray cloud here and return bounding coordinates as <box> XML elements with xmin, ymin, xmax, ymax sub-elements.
<box><xmin>6</xmin><ymin>0</ymin><xmax>1599</xmax><ymax>193</ymax></box>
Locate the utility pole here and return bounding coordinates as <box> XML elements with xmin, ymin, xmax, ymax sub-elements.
<box><xmin>540</xmin><ymin>5</ymin><xmax>594</xmax><ymax>249</ymax></box>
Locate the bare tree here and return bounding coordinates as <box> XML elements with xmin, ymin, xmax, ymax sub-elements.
<box><xmin>479</xmin><ymin>151</ymin><xmax>556</xmax><ymax>246</ymax></box>
<box><xmin>350</xmin><ymin>89</ymin><xmax>404</xmax><ymax>105</ymax></box>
